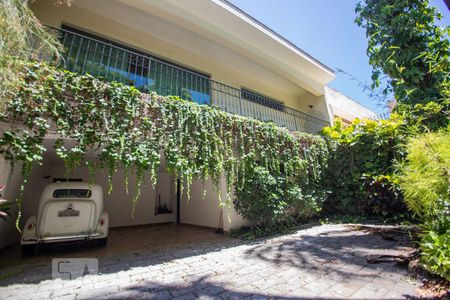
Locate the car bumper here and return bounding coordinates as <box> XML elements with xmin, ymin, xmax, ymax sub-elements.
<box><xmin>21</xmin><ymin>233</ymin><xmax>105</xmax><ymax>245</ymax></box>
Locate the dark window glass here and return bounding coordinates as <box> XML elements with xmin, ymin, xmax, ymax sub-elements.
<box><xmin>60</xmin><ymin>26</ymin><xmax>210</xmax><ymax>105</ymax></box>
<box><xmin>53</xmin><ymin>178</ymin><xmax>83</xmax><ymax>183</ymax></box>
<box><xmin>53</xmin><ymin>189</ymin><xmax>92</xmax><ymax>198</ymax></box>
<box><xmin>241</xmin><ymin>89</ymin><xmax>284</xmax><ymax>111</ymax></box>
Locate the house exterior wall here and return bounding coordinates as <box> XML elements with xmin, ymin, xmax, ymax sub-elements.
<box><xmin>0</xmin><ymin>0</ymin><xmax>334</xmax><ymax>249</ymax></box>
<box><xmin>31</xmin><ymin>0</ymin><xmax>331</xmax><ymax>122</ymax></box>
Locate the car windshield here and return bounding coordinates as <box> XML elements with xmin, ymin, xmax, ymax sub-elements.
<box><xmin>53</xmin><ymin>189</ymin><xmax>92</xmax><ymax>198</ymax></box>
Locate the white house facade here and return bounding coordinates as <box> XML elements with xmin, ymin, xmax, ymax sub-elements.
<box><xmin>0</xmin><ymin>0</ymin><xmax>338</xmax><ymax>249</ymax></box>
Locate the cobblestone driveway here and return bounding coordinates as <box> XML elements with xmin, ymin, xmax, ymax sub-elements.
<box><xmin>0</xmin><ymin>224</ymin><xmax>418</xmax><ymax>299</ymax></box>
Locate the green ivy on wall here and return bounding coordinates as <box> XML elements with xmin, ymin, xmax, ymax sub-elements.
<box><xmin>0</xmin><ymin>59</ymin><xmax>329</xmax><ymax>229</ymax></box>
<box><xmin>321</xmin><ymin>117</ymin><xmax>409</xmax><ymax>217</ymax></box>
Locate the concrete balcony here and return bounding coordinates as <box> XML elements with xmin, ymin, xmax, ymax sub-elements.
<box><xmin>50</xmin><ymin>27</ymin><xmax>329</xmax><ymax>133</ymax></box>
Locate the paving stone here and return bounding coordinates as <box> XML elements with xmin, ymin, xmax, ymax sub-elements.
<box><xmin>245</xmin><ymin>294</ymin><xmax>272</xmax><ymax>300</ymax></box>
<box><xmin>289</xmin><ymin>287</ymin><xmax>321</xmax><ymax>298</ymax></box>
<box><xmin>302</xmin><ymin>278</ymin><xmax>339</xmax><ymax>295</ymax></box>
<box><xmin>169</xmin><ymin>286</ymin><xmax>196</xmax><ymax>297</ymax></box>
<box><xmin>350</xmin><ymin>284</ymin><xmax>391</xmax><ymax>299</ymax></box>
<box><xmin>271</xmin><ymin>283</ymin><xmax>295</xmax><ymax>294</ymax></box>
<box><xmin>147</xmin><ymin>290</ymin><xmax>173</xmax><ymax>299</ymax></box>
<box><xmin>172</xmin><ymin>292</ymin><xmax>197</xmax><ymax>300</ymax></box>
<box><xmin>319</xmin><ymin>282</ymin><xmax>359</xmax><ymax>298</ymax></box>
<box><xmin>196</xmin><ymin>285</ymin><xmax>225</xmax><ymax>296</ymax></box>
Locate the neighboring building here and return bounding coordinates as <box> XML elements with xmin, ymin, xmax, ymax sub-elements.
<box><xmin>326</xmin><ymin>87</ymin><xmax>377</xmax><ymax>125</ymax></box>
<box><xmin>387</xmin><ymin>98</ymin><xmax>397</xmax><ymax>112</ymax></box>
<box><xmin>0</xmin><ymin>0</ymin><xmax>337</xmax><ymax>249</ymax></box>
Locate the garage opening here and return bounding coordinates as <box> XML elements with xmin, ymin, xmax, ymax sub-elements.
<box><xmin>21</xmin><ymin>139</ymin><xmax>178</xmax><ymax>230</ymax></box>
<box><xmin>0</xmin><ymin>138</ymin><xmax>250</xmax><ymax>251</ymax></box>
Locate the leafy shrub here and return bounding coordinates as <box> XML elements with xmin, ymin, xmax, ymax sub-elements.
<box><xmin>321</xmin><ymin>117</ymin><xmax>409</xmax><ymax>216</ymax></box>
<box><xmin>233</xmin><ymin>163</ymin><xmax>326</xmax><ymax>231</ymax></box>
<box><xmin>364</xmin><ymin>174</ymin><xmax>405</xmax><ymax>217</ymax></box>
<box><xmin>398</xmin><ymin>131</ymin><xmax>450</xmax><ymax>280</ymax></box>
<box><xmin>0</xmin><ymin>0</ymin><xmax>63</xmax><ymax>112</ymax></box>
<box><xmin>234</xmin><ymin>166</ymin><xmax>294</xmax><ymax>228</ymax></box>
<box><xmin>354</xmin><ymin>0</ymin><xmax>450</xmax><ymax>280</ymax></box>
<box><xmin>289</xmin><ymin>185</ymin><xmax>324</xmax><ymax>221</ymax></box>
<box><xmin>397</xmin><ymin>102</ymin><xmax>450</xmax><ymax>133</ymax></box>
<box><xmin>398</xmin><ymin>132</ymin><xmax>450</xmax><ymax>221</ymax></box>
<box><xmin>420</xmin><ymin>226</ymin><xmax>450</xmax><ymax>281</ymax></box>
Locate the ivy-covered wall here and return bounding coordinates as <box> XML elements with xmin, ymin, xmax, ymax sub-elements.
<box><xmin>321</xmin><ymin>117</ymin><xmax>408</xmax><ymax>217</ymax></box>
<box><xmin>0</xmin><ymin>60</ymin><xmax>330</xmax><ymax>229</ymax></box>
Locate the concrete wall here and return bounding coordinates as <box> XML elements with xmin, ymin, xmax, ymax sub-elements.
<box><xmin>180</xmin><ymin>176</ymin><xmax>250</xmax><ymax>232</ymax></box>
<box><xmin>31</xmin><ymin>0</ymin><xmax>330</xmax><ymax>121</ymax></box>
<box><xmin>0</xmin><ymin>157</ymin><xmax>24</xmax><ymax>250</ymax></box>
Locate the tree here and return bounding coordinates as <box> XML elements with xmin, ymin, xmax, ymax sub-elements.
<box><xmin>0</xmin><ymin>0</ymin><xmax>64</xmax><ymax>112</ymax></box>
<box><xmin>0</xmin><ymin>0</ymin><xmax>68</xmax><ymax>221</ymax></box>
<box><xmin>355</xmin><ymin>0</ymin><xmax>450</xmax><ymax>280</ymax></box>
<box><xmin>355</xmin><ymin>0</ymin><xmax>449</xmax><ymax>123</ymax></box>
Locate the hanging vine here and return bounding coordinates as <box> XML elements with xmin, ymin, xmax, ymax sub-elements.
<box><xmin>0</xmin><ymin>59</ymin><xmax>329</xmax><ymax>226</ymax></box>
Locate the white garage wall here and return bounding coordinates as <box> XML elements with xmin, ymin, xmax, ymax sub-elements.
<box><xmin>23</xmin><ymin>163</ymin><xmax>50</xmax><ymax>220</ymax></box>
<box><xmin>0</xmin><ymin>157</ymin><xmax>24</xmax><ymax>249</ymax></box>
<box><xmin>180</xmin><ymin>179</ymin><xmax>223</xmax><ymax>229</ymax></box>
<box><xmin>20</xmin><ymin>157</ymin><xmax>248</xmax><ymax>232</ymax></box>
<box><xmin>224</xmin><ymin>202</ymin><xmax>252</xmax><ymax>231</ymax></box>
<box><xmin>49</xmin><ymin>165</ymin><xmax>154</xmax><ymax>227</ymax></box>
<box><xmin>180</xmin><ymin>176</ymin><xmax>251</xmax><ymax>231</ymax></box>
<box><xmin>46</xmin><ymin>165</ymin><xmax>178</xmax><ymax>228</ymax></box>
<box><xmin>17</xmin><ymin>152</ymin><xmax>177</xmax><ymax>229</ymax></box>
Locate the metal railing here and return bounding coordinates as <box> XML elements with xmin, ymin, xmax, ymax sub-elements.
<box><xmin>50</xmin><ymin>27</ymin><xmax>329</xmax><ymax>133</ymax></box>
<box><xmin>370</xmin><ymin>112</ymin><xmax>391</xmax><ymax>120</ymax></box>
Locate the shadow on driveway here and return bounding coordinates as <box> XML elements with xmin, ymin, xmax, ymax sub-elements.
<box><xmin>0</xmin><ymin>224</ymin><xmax>418</xmax><ymax>299</ymax></box>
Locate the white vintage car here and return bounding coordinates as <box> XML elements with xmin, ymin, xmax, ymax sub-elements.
<box><xmin>21</xmin><ymin>182</ymin><xmax>109</xmax><ymax>254</ymax></box>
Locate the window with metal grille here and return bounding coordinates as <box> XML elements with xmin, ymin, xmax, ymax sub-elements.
<box><xmin>241</xmin><ymin>89</ymin><xmax>284</xmax><ymax>111</ymax></box>
<box><xmin>60</xmin><ymin>25</ymin><xmax>211</xmax><ymax>105</ymax></box>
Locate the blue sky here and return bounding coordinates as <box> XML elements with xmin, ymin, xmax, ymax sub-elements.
<box><xmin>228</xmin><ymin>0</ymin><xmax>449</xmax><ymax>113</ymax></box>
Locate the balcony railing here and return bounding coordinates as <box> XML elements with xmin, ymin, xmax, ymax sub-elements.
<box><xmin>48</xmin><ymin>27</ymin><xmax>329</xmax><ymax>133</ymax></box>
